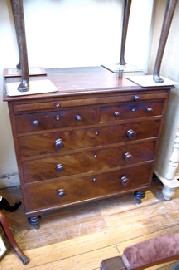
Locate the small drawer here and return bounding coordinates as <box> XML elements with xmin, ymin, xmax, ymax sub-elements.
<box><xmin>24</xmin><ymin>162</ymin><xmax>153</xmax><ymax>213</ymax></box>
<box><xmin>100</xmin><ymin>100</ymin><xmax>164</xmax><ymax>122</ymax></box>
<box><xmin>15</xmin><ymin>106</ymin><xmax>97</xmax><ymax>133</ymax></box>
<box><xmin>19</xmin><ymin>120</ymin><xmax>160</xmax><ymax>157</ymax></box>
<box><xmin>14</xmin><ymin>101</ymin><xmax>62</xmax><ymax>113</ymax></box>
<box><xmin>23</xmin><ymin>141</ymin><xmax>155</xmax><ymax>183</ymax></box>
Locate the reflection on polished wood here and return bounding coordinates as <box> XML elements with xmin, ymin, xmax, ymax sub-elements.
<box><xmin>0</xmin><ymin>182</ymin><xmax>178</xmax><ymax>269</ymax></box>
<box><xmin>4</xmin><ymin>68</ymin><xmax>171</xmax><ymax>228</ymax></box>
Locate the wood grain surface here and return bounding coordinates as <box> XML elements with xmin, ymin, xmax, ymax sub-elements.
<box><xmin>0</xmin><ymin>180</ymin><xmax>178</xmax><ymax>269</ymax></box>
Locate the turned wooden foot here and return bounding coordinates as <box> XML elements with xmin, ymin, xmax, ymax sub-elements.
<box><xmin>28</xmin><ymin>216</ymin><xmax>40</xmax><ymax>229</ymax></box>
<box><xmin>18</xmin><ymin>80</ymin><xmax>29</xmax><ymax>92</ymax></box>
<box><xmin>153</xmin><ymin>74</ymin><xmax>164</xmax><ymax>83</ymax></box>
<box><xmin>162</xmin><ymin>185</ymin><xmax>175</xmax><ymax>201</ymax></box>
<box><xmin>134</xmin><ymin>191</ymin><xmax>145</xmax><ymax>203</ymax></box>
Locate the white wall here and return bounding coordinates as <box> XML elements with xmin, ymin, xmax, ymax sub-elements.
<box><xmin>0</xmin><ymin>0</ymin><xmax>154</xmax><ymax>186</ymax></box>
<box><xmin>149</xmin><ymin>0</ymin><xmax>179</xmax><ymax>178</ymax></box>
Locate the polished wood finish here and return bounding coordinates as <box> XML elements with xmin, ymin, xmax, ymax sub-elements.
<box><xmin>24</xmin><ymin>163</ymin><xmax>153</xmax><ymax>212</ymax></box>
<box><xmin>0</xmin><ymin>183</ymin><xmax>178</xmax><ymax>269</ymax></box>
<box><xmin>18</xmin><ymin>120</ymin><xmax>160</xmax><ymax>157</ymax></box>
<box><xmin>120</xmin><ymin>0</ymin><xmax>132</xmax><ymax>65</ymax></box>
<box><xmin>153</xmin><ymin>0</ymin><xmax>177</xmax><ymax>83</ymax></box>
<box><xmin>4</xmin><ymin>67</ymin><xmax>170</xmax><ymax>227</ymax></box>
<box><xmin>10</xmin><ymin>0</ymin><xmax>29</xmax><ymax>92</ymax></box>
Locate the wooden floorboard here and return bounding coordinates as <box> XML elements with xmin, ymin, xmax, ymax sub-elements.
<box><xmin>0</xmin><ymin>180</ymin><xmax>178</xmax><ymax>269</ymax></box>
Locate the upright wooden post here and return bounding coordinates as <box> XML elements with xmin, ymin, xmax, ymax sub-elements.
<box><xmin>120</xmin><ymin>0</ymin><xmax>132</xmax><ymax>66</ymax></box>
<box><xmin>153</xmin><ymin>0</ymin><xmax>177</xmax><ymax>83</ymax></box>
<box><xmin>10</xmin><ymin>0</ymin><xmax>29</xmax><ymax>92</ymax></box>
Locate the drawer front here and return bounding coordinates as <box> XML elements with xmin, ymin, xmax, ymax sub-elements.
<box><xmin>24</xmin><ymin>163</ymin><xmax>153</xmax><ymax>212</ymax></box>
<box><xmin>13</xmin><ymin>92</ymin><xmax>168</xmax><ymax>113</ymax></box>
<box><xmin>19</xmin><ymin>120</ymin><xmax>160</xmax><ymax>157</ymax></box>
<box><xmin>15</xmin><ymin>107</ymin><xmax>97</xmax><ymax>133</ymax></box>
<box><xmin>23</xmin><ymin>141</ymin><xmax>155</xmax><ymax>183</ymax></box>
<box><xmin>100</xmin><ymin>100</ymin><xmax>164</xmax><ymax>122</ymax></box>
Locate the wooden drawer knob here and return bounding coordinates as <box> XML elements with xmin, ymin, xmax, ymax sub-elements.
<box><xmin>133</xmin><ymin>95</ymin><xmax>140</xmax><ymax>101</ymax></box>
<box><xmin>56</xmin><ymin>163</ymin><xmax>63</xmax><ymax>172</ymax></box>
<box><xmin>120</xmin><ymin>175</ymin><xmax>129</xmax><ymax>185</ymax></box>
<box><xmin>131</xmin><ymin>106</ymin><xmax>136</xmax><ymax>112</ymax></box>
<box><xmin>127</xmin><ymin>129</ymin><xmax>136</xmax><ymax>139</ymax></box>
<box><xmin>124</xmin><ymin>152</ymin><xmax>132</xmax><ymax>160</ymax></box>
<box><xmin>55</xmin><ymin>139</ymin><xmax>63</xmax><ymax>149</ymax></box>
<box><xmin>146</xmin><ymin>107</ymin><xmax>153</xmax><ymax>112</ymax></box>
<box><xmin>55</xmin><ymin>114</ymin><xmax>61</xmax><ymax>121</ymax></box>
<box><xmin>75</xmin><ymin>114</ymin><xmax>82</xmax><ymax>121</ymax></box>
<box><xmin>32</xmin><ymin>120</ymin><xmax>39</xmax><ymax>127</ymax></box>
<box><xmin>57</xmin><ymin>189</ymin><xmax>65</xmax><ymax>197</ymax></box>
<box><xmin>55</xmin><ymin>102</ymin><xmax>60</xmax><ymax>108</ymax></box>
<box><xmin>114</xmin><ymin>111</ymin><xmax>120</xmax><ymax>117</ymax></box>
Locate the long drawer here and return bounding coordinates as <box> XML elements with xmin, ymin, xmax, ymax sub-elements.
<box><xmin>24</xmin><ymin>162</ymin><xmax>153</xmax><ymax>213</ymax></box>
<box><xmin>23</xmin><ymin>141</ymin><xmax>156</xmax><ymax>183</ymax></box>
<box><xmin>19</xmin><ymin>120</ymin><xmax>160</xmax><ymax>157</ymax></box>
<box><xmin>13</xmin><ymin>91</ymin><xmax>168</xmax><ymax>113</ymax></box>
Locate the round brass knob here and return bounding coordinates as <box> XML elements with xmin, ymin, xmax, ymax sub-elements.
<box><xmin>55</xmin><ymin>139</ymin><xmax>63</xmax><ymax>149</ymax></box>
<box><xmin>120</xmin><ymin>175</ymin><xmax>129</xmax><ymax>185</ymax></box>
<box><xmin>56</xmin><ymin>164</ymin><xmax>63</xmax><ymax>172</ymax></box>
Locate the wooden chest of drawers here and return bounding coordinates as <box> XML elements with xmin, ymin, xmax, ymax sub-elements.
<box><xmin>4</xmin><ymin>67</ymin><xmax>170</xmax><ymax>228</ymax></box>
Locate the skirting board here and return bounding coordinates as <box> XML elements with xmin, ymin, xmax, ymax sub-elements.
<box><xmin>0</xmin><ymin>173</ymin><xmax>20</xmax><ymax>188</ymax></box>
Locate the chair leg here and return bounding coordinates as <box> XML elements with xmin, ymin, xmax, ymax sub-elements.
<box><xmin>0</xmin><ymin>211</ymin><xmax>29</xmax><ymax>265</ymax></box>
<box><xmin>120</xmin><ymin>0</ymin><xmax>132</xmax><ymax>66</ymax></box>
<box><xmin>153</xmin><ymin>0</ymin><xmax>177</xmax><ymax>83</ymax></box>
<box><xmin>10</xmin><ymin>0</ymin><xmax>29</xmax><ymax>92</ymax></box>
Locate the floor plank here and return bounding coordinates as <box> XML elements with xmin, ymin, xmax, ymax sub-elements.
<box><xmin>0</xmin><ymin>180</ymin><xmax>178</xmax><ymax>269</ymax></box>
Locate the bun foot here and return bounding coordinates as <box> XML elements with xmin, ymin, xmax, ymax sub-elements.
<box><xmin>134</xmin><ymin>191</ymin><xmax>145</xmax><ymax>204</ymax></box>
<box><xmin>28</xmin><ymin>216</ymin><xmax>40</xmax><ymax>229</ymax></box>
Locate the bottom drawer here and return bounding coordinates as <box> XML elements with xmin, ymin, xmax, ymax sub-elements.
<box><xmin>24</xmin><ymin>162</ymin><xmax>153</xmax><ymax>213</ymax></box>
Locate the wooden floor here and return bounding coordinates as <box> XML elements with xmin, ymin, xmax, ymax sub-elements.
<box><xmin>0</xmin><ymin>179</ymin><xmax>178</xmax><ymax>270</ymax></box>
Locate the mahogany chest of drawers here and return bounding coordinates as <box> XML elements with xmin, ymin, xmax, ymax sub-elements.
<box><xmin>4</xmin><ymin>67</ymin><xmax>170</xmax><ymax>228</ymax></box>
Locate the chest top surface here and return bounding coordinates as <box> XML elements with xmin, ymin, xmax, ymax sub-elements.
<box><xmin>3</xmin><ymin>67</ymin><xmax>171</xmax><ymax>103</ymax></box>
